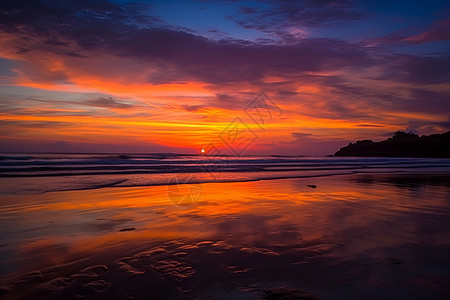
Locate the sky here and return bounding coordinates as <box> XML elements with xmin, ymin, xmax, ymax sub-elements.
<box><xmin>0</xmin><ymin>0</ymin><xmax>449</xmax><ymax>155</ymax></box>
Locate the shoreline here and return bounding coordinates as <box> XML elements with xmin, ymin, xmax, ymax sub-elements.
<box><xmin>1</xmin><ymin>172</ymin><xmax>449</xmax><ymax>298</ymax></box>
<box><xmin>1</xmin><ymin>168</ymin><xmax>450</xmax><ymax>196</ymax></box>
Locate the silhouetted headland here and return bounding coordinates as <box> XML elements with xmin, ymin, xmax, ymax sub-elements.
<box><xmin>334</xmin><ymin>131</ymin><xmax>450</xmax><ymax>158</ymax></box>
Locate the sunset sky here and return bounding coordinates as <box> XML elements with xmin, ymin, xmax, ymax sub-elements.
<box><xmin>0</xmin><ymin>0</ymin><xmax>449</xmax><ymax>155</ymax></box>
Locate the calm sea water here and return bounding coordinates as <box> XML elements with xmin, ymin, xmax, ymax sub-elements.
<box><xmin>1</xmin><ymin>153</ymin><xmax>450</xmax><ymax>195</ymax></box>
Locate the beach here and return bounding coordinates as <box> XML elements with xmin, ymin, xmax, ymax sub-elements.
<box><xmin>1</xmin><ymin>170</ymin><xmax>449</xmax><ymax>299</ymax></box>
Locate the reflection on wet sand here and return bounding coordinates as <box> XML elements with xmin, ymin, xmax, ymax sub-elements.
<box><xmin>0</xmin><ymin>173</ymin><xmax>449</xmax><ymax>299</ymax></box>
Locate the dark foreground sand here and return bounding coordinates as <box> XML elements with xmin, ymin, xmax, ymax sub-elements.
<box><xmin>0</xmin><ymin>173</ymin><xmax>449</xmax><ymax>299</ymax></box>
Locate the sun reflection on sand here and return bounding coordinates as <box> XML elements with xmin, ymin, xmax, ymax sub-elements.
<box><xmin>0</xmin><ymin>174</ymin><xmax>449</xmax><ymax>298</ymax></box>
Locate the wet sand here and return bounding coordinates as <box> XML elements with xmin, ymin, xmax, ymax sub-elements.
<box><xmin>0</xmin><ymin>173</ymin><xmax>449</xmax><ymax>299</ymax></box>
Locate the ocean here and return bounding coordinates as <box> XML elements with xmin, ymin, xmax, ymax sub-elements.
<box><xmin>1</xmin><ymin>153</ymin><xmax>450</xmax><ymax>195</ymax></box>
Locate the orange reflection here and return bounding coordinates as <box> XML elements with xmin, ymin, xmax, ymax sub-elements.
<box><xmin>1</xmin><ymin>173</ymin><xmax>449</xmax><ymax>299</ymax></box>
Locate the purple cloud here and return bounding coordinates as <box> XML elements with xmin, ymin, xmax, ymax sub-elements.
<box><xmin>233</xmin><ymin>0</ymin><xmax>366</xmax><ymax>32</ymax></box>
<box><xmin>0</xmin><ymin>0</ymin><xmax>448</xmax><ymax>122</ymax></box>
<box><xmin>363</xmin><ymin>18</ymin><xmax>450</xmax><ymax>46</ymax></box>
